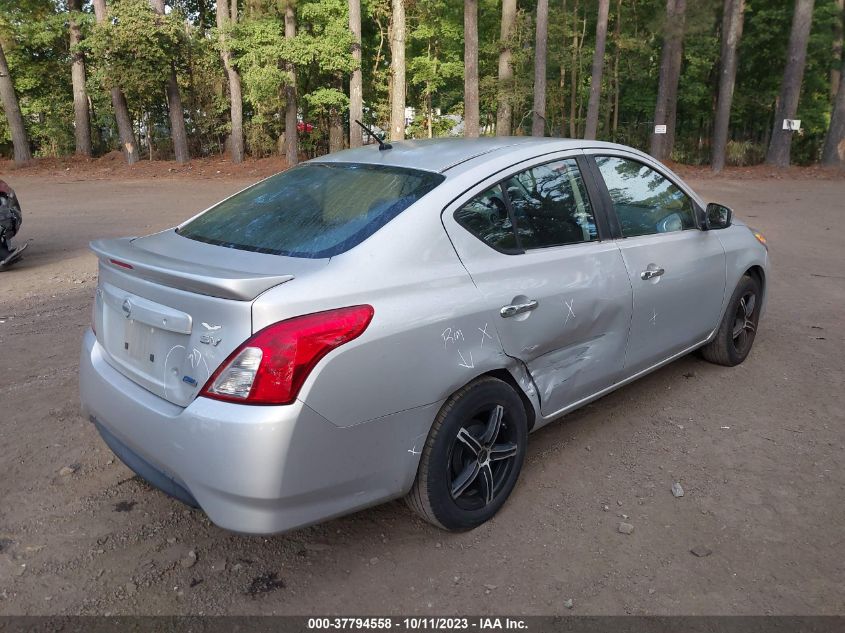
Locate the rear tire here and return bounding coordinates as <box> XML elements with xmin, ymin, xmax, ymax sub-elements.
<box><xmin>406</xmin><ymin>376</ymin><xmax>527</xmax><ymax>531</ymax></box>
<box><xmin>700</xmin><ymin>274</ymin><xmax>761</xmax><ymax>367</ymax></box>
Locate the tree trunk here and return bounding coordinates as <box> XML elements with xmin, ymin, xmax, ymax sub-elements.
<box><xmin>68</xmin><ymin>0</ymin><xmax>92</xmax><ymax>157</ymax></box>
<box><xmin>349</xmin><ymin>0</ymin><xmax>363</xmax><ymax>148</ymax></box>
<box><xmin>0</xmin><ymin>43</ymin><xmax>31</xmax><ymax>164</ymax></box>
<box><xmin>426</xmin><ymin>87</ymin><xmax>434</xmax><ymax>138</ymax></box>
<box><xmin>570</xmin><ymin>0</ymin><xmax>580</xmax><ymax>138</ymax></box>
<box><xmin>832</xmin><ymin>0</ymin><xmax>843</xmax><ymax>102</ymax></box>
<box><xmin>560</xmin><ymin>64</ymin><xmax>567</xmax><ymax>136</ymax></box>
<box><xmin>559</xmin><ymin>0</ymin><xmax>568</xmax><ymax>136</ymax></box>
<box><xmin>584</xmin><ymin>0</ymin><xmax>610</xmax><ymax>140</ymax></box>
<box><xmin>329</xmin><ymin>73</ymin><xmax>345</xmax><ymax>153</ymax></box>
<box><xmin>765</xmin><ymin>0</ymin><xmax>815</xmax><ymax>167</ymax></box>
<box><xmin>389</xmin><ymin>0</ymin><xmax>406</xmax><ymax>141</ymax></box>
<box><xmin>611</xmin><ymin>0</ymin><xmax>621</xmax><ymax>136</ymax></box>
<box><xmin>146</xmin><ymin>110</ymin><xmax>154</xmax><ymax>160</ymax></box>
<box><xmin>711</xmin><ymin>0</ymin><xmax>745</xmax><ymax>172</ymax></box>
<box><xmin>164</xmin><ymin>74</ymin><xmax>189</xmax><ymax>162</ymax></box>
<box><xmin>823</xmin><ymin>35</ymin><xmax>845</xmax><ymax>165</ymax></box>
<box><xmin>532</xmin><ymin>0</ymin><xmax>550</xmax><ymax>136</ymax></box>
<box><xmin>216</xmin><ymin>0</ymin><xmax>244</xmax><ymax>163</ymax></box>
<box><xmin>150</xmin><ymin>0</ymin><xmax>189</xmax><ymax>163</ymax></box>
<box><xmin>497</xmin><ymin>0</ymin><xmax>517</xmax><ymax>136</ymax></box>
<box><xmin>93</xmin><ymin>0</ymin><xmax>139</xmax><ymax>164</ymax></box>
<box><xmin>285</xmin><ymin>2</ymin><xmax>298</xmax><ymax>166</ymax></box>
<box><xmin>649</xmin><ymin>0</ymin><xmax>687</xmax><ymax>160</ymax></box>
<box><xmin>464</xmin><ymin>0</ymin><xmax>480</xmax><ymax>138</ymax></box>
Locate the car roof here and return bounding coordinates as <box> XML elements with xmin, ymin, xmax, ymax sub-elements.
<box><xmin>312</xmin><ymin>137</ymin><xmax>634</xmax><ymax>174</ymax></box>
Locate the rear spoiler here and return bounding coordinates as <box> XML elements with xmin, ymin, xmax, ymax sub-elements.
<box><xmin>90</xmin><ymin>238</ymin><xmax>294</xmax><ymax>301</ymax></box>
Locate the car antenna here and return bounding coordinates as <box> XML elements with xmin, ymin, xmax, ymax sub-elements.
<box><xmin>355</xmin><ymin>120</ymin><xmax>392</xmax><ymax>151</ymax></box>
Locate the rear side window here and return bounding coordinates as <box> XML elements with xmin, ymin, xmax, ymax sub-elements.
<box><xmin>595</xmin><ymin>156</ymin><xmax>697</xmax><ymax>237</ymax></box>
<box><xmin>454</xmin><ymin>158</ymin><xmax>597</xmax><ymax>253</ymax></box>
<box><xmin>178</xmin><ymin>163</ymin><xmax>444</xmax><ymax>258</ymax></box>
<box><xmin>454</xmin><ymin>185</ymin><xmax>519</xmax><ymax>253</ymax></box>
<box><xmin>503</xmin><ymin>159</ymin><xmax>597</xmax><ymax>249</ymax></box>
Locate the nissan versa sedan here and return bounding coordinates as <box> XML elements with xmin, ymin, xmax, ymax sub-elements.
<box><xmin>80</xmin><ymin>137</ymin><xmax>769</xmax><ymax>534</ymax></box>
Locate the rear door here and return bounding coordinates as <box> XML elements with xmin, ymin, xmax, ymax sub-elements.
<box><xmin>442</xmin><ymin>153</ymin><xmax>633</xmax><ymax>418</ymax></box>
<box><xmin>586</xmin><ymin>152</ymin><xmax>726</xmax><ymax>374</ymax></box>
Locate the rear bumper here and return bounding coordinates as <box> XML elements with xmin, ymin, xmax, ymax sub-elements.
<box><xmin>79</xmin><ymin>329</ymin><xmax>435</xmax><ymax>534</ymax></box>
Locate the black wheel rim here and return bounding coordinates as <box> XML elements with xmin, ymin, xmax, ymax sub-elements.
<box><xmin>447</xmin><ymin>404</ymin><xmax>519</xmax><ymax>511</ymax></box>
<box><xmin>731</xmin><ymin>290</ymin><xmax>758</xmax><ymax>355</ymax></box>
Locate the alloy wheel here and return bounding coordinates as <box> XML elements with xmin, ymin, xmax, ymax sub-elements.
<box><xmin>731</xmin><ymin>291</ymin><xmax>758</xmax><ymax>355</ymax></box>
<box><xmin>448</xmin><ymin>404</ymin><xmax>519</xmax><ymax>511</ymax></box>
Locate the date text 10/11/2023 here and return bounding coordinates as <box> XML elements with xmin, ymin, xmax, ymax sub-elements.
<box><xmin>306</xmin><ymin>617</ymin><xmax>529</xmax><ymax>630</ymax></box>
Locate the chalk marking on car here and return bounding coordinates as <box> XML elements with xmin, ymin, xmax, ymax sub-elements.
<box><xmin>478</xmin><ymin>323</ymin><xmax>492</xmax><ymax>348</ymax></box>
<box><xmin>564</xmin><ymin>299</ymin><xmax>576</xmax><ymax>326</ymax></box>
<box><xmin>457</xmin><ymin>349</ymin><xmax>474</xmax><ymax>369</ymax></box>
<box><xmin>163</xmin><ymin>344</ymin><xmax>186</xmax><ymax>401</ymax></box>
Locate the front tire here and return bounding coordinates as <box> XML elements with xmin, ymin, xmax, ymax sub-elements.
<box><xmin>700</xmin><ymin>274</ymin><xmax>761</xmax><ymax>367</ymax></box>
<box><xmin>406</xmin><ymin>376</ymin><xmax>527</xmax><ymax>531</ymax></box>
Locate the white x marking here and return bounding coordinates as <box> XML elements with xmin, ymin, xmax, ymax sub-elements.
<box><xmin>564</xmin><ymin>299</ymin><xmax>576</xmax><ymax>326</ymax></box>
<box><xmin>478</xmin><ymin>323</ymin><xmax>492</xmax><ymax>348</ymax></box>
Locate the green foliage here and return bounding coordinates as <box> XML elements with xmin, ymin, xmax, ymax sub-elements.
<box><xmin>726</xmin><ymin>139</ymin><xmax>765</xmax><ymax>166</ymax></box>
<box><xmin>0</xmin><ymin>0</ymin><xmax>75</xmax><ymax>156</ymax></box>
<box><xmin>0</xmin><ymin>0</ymin><xmax>841</xmax><ymax>163</ymax></box>
<box><xmin>85</xmin><ymin>0</ymin><xmax>185</xmax><ymax>111</ymax></box>
<box><xmin>180</xmin><ymin>24</ymin><xmax>231</xmax><ymax>156</ymax></box>
<box><xmin>230</xmin><ymin>16</ymin><xmax>290</xmax><ymax>110</ymax></box>
<box><xmin>406</xmin><ymin>0</ymin><xmax>463</xmax><ymax>137</ymax></box>
<box><xmin>228</xmin><ymin>0</ymin><xmax>354</xmax><ymax>152</ymax></box>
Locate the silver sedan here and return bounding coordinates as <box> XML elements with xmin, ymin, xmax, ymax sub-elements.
<box><xmin>79</xmin><ymin>138</ymin><xmax>769</xmax><ymax>534</ymax></box>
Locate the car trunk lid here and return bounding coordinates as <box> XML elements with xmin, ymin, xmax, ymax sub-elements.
<box><xmin>90</xmin><ymin>231</ymin><xmax>328</xmax><ymax>407</ymax></box>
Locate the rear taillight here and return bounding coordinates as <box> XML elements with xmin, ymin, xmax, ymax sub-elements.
<box><xmin>200</xmin><ymin>305</ymin><xmax>374</xmax><ymax>406</ymax></box>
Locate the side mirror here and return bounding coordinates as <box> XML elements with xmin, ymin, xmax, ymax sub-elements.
<box><xmin>704</xmin><ymin>203</ymin><xmax>732</xmax><ymax>230</ymax></box>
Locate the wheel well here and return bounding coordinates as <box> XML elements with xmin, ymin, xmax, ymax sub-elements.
<box><xmin>484</xmin><ymin>369</ymin><xmax>537</xmax><ymax>431</ymax></box>
<box><xmin>746</xmin><ymin>265</ymin><xmax>765</xmax><ymax>298</ymax></box>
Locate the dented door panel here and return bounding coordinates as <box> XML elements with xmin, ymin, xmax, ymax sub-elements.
<box><xmin>443</xmin><ymin>171</ymin><xmax>633</xmax><ymax>418</ymax></box>
<box><xmin>448</xmin><ymin>238</ymin><xmax>632</xmax><ymax>418</ymax></box>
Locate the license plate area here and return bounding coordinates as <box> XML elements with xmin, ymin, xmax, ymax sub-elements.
<box><xmin>99</xmin><ymin>283</ymin><xmax>198</xmax><ymax>401</ymax></box>
<box><xmin>104</xmin><ymin>307</ymin><xmax>188</xmax><ymax>390</ymax></box>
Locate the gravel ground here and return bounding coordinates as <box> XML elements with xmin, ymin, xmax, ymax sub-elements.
<box><xmin>0</xmin><ymin>168</ymin><xmax>843</xmax><ymax>616</ymax></box>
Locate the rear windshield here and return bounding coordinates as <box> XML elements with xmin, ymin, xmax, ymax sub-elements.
<box><xmin>177</xmin><ymin>163</ymin><xmax>444</xmax><ymax>258</ymax></box>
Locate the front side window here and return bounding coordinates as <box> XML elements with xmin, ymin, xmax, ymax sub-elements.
<box><xmin>503</xmin><ymin>159</ymin><xmax>597</xmax><ymax>249</ymax></box>
<box><xmin>595</xmin><ymin>156</ymin><xmax>697</xmax><ymax>238</ymax></box>
<box><xmin>178</xmin><ymin>163</ymin><xmax>444</xmax><ymax>258</ymax></box>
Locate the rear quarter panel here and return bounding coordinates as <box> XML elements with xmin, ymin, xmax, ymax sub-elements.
<box><xmin>250</xmin><ymin>179</ymin><xmax>531</xmax><ymax>429</ymax></box>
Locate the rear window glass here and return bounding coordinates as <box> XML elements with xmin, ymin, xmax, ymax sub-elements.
<box><xmin>178</xmin><ymin>163</ymin><xmax>444</xmax><ymax>258</ymax></box>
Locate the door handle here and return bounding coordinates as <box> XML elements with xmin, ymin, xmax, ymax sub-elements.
<box><xmin>640</xmin><ymin>267</ymin><xmax>665</xmax><ymax>280</ymax></box>
<box><xmin>500</xmin><ymin>299</ymin><xmax>539</xmax><ymax>318</ymax></box>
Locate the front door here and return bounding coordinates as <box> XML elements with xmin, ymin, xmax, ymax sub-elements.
<box><xmin>442</xmin><ymin>155</ymin><xmax>633</xmax><ymax>417</ymax></box>
<box><xmin>590</xmin><ymin>154</ymin><xmax>727</xmax><ymax>374</ymax></box>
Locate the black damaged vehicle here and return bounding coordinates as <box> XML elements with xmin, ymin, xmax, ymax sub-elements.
<box><xmin>0</xmin><ymin>179</ymin><xmax>26</xmax><ymax>270</ymax></box>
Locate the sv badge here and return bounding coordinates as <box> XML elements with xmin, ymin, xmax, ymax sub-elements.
<box><xmin>199</xmin><ymin>334</ymin><xmax>222</xmax><ymax>346</ymax></box>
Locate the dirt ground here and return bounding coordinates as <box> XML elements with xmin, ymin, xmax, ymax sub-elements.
<box><xmin>0</xmin><ymin>160</ymin><xmax>843</xmax><ymax>616</ymax></box>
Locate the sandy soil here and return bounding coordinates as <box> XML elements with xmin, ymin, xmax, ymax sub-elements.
<box><xmin>0</xmin><ymin>162</ymin><xmax>843</xmax><ymax>616</ymax></box>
